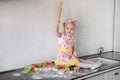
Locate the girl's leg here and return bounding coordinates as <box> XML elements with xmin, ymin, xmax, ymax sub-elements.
<box><xmin>79</xmin><ymin>58</ymin><xmax>102</xmax><ymax>64</ymax></box>
<box><xmin>75</xmin><ymin>61</ymin><xmax>102</xmax><ymax>70</ymax></box>
<box><xmin>73</xmin><ymin>51</ymin><xmax>95</xmax><ymax>64</ymax></box>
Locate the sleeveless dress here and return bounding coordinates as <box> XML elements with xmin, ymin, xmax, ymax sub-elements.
<box><xmin>54</xmin><ymin>34</ymin><xmax>79</xmax><ymax>66</ymax></box>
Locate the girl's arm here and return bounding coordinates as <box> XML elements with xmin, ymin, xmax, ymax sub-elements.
<box><xmin>55</xmin><ymin>0</ymin><xmax>62</xmax><ymax>38</ymax></box>
<box><xmin>73</xmin><ymin>46</ymin><xmax>78</xmax><ymax>57</ymax></box>
<box><xmin>73</xmin><ymin>47</ymin><xmax>85</xmax><ymax>62</ymax></box>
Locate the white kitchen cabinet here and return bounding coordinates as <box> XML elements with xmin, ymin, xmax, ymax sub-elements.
<box><xmin>77</xmin><ymin>68</ymin><xmax>120</xmax><ymax>80</ymax></box>
<box><xmin>84</xmin><ymin>74</ymin><xmax>104</xmax><ymax>80</ymax></box>
<box><xmin>74</xmin><ymin>74</ymin><xmax>104</xmax><ymax>80</ymax></box>
<box><xmin>104</xmin><ymin>68</ymin><xmax>120</xmax><ymax>80</ymax></box>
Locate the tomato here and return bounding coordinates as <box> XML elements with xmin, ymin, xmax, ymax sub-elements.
<box><xmin>30</xmin><ymin>64</ymin><xmax>37</xmax><ymax>70</ymax></box>
<box><xmin>45</xmin><ymin>61</ymin><xmax>53</xmax><ymax>67</ymax></box>
<box><xmin>57</xmin><ymin>65</ymin><xmax>63</xmax><ymax>69</ymax></box>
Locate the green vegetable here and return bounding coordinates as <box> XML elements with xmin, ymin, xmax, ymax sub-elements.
<box><xmin>63</xmin><ymin>64</ymin><xmax>71</xmax><ymax>68</ymax></box>
<box><xmin>37</xmin><ymin>62</ymin><xmax>46</xmax><ymax>68</ymax></box>
<box><xmin>24</xmin><ymin>66</ymin><xmax>31</xmax><ymax>74</ymax></box>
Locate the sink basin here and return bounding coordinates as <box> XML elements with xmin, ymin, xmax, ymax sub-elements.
<box><xmin>87</xmin><ymin>57</ymin><xmax>119</xmax><ymax>66</ymax></box>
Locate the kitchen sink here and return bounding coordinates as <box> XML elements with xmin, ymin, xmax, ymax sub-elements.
<box><xmin>87</xmin><ymin>57</ymin><xmax>120</xmax><ymax>66</ymax></box>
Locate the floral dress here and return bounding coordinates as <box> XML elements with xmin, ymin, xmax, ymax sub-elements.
<box><xmin>54</xmin><ymin>34</ymin><xmax>78</xmax><ymax>66</ymax></box>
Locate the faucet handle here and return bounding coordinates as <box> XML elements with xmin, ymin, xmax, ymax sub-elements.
<box><xmin>98</xmin><ymin>47</ymin><xmax>104</xmax><ymax>53</ymax></box>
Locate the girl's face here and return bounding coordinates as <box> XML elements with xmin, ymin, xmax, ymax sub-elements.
<box><xmin>65</xmin><ymin>23</ymin><xmax>75</xmax><ymax>37</ymax></box>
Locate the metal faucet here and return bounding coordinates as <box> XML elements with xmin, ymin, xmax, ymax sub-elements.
<box><xmin>98</xmin><ymin>47</ymin><xmax>104</xmax><ymax>56</ymax></box>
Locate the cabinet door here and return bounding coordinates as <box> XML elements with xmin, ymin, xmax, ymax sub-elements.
<box><xmin>74</xmin><ymin>74</ymin><xmax>104</xmax><ymax>80</ymax></box>
<box><xmin>104</xmin><ymin>68</ymin><xmax>120</xmax><ymax>80</ymax></box>
<box><xmin>85</xmin><ymin>74</ymin><xmax>104</xmax><ymax>80</ymax></box>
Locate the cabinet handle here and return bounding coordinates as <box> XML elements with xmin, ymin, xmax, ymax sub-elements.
<box><xmin>114</xmin><ymin>72</ymin><xmax>119</xmax><ymax>75</ymax></box>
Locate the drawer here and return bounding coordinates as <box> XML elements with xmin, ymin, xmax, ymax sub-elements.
<box><xmin>104</xmin><ymin>68</ymin><xmax>120</xmax><ymax>80</ymax></box>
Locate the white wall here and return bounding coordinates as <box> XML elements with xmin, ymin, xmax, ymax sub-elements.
<box><xmin>72</xmin><ymin>0</ymin><xmax>114</xmax><ymax>56</ymax></box>
<box><xmin>0</xmin><ymin>0</ymin><xmax>114</xmax><ymax>72</ymax></box>
<box><xmin>114</xmin><ymin>0</ymin><xmax>120</xmax><ymax>51</ymax></box>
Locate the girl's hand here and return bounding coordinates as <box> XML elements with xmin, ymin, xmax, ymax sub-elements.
<box><xmin>73</xmin><ymin>51</ymin><xmax>78</xmax><ymax>57</ymax></box>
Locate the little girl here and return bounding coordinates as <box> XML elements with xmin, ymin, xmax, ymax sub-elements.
<box><xmin>54</xmin><ymin>0</ymin><xmax>102</xmax><ymax>70</ymax></box>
